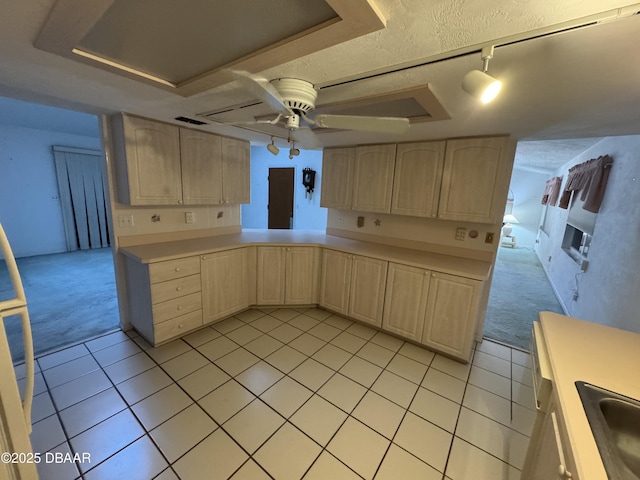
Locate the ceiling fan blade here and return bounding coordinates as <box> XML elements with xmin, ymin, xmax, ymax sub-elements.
<box><xmin>313</xmin><ymin>114</ymin><xmax>410</xmax><ymax>134</ymax></box>
<box><xmin>293</xmin><ymin>127</ymin><xmax>322</xmax><ymax>150</ymax></box>
<box><xmin>230</xmin><ymin>70</ymin><xmax>293</xmax><ymax>116</ymax></box>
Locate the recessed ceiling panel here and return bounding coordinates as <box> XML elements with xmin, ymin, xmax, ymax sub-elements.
<box><xmin>315</xmin><ymin>98</ymin><xmax>430</xmax><ymax>118</ymax></box>
<box><xmin>78</xmin><ymin>0</ymin><xmax>338</xmax><ymax>84</ymax></box>
<box><xmin>35</xmin><ymin>0</ymin><xmax>385</xmax><ymax>96</ymax></box>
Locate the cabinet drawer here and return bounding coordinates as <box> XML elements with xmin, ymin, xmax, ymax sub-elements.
<box><xmin>149</xmin><ymin>257</ymin><xmax>200</xmax><ymax>283</ymax></box>
<box><xmin>151</xmin><ymin>274</ymin><xmax>201</xmax><ymax>304</ymax></box>
<box><xmin>152</xmin><ymin>292</ymin><xmax>202</xmax><ymax>324</ymax></box>
<box><xmin>154</xmin><ymin>310</ymin><xmax>202</xmax><ymax>344</ymax></box>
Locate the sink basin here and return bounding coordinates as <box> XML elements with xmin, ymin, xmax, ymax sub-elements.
<box><xmin>576</xmin><ymin>382</ymin><xmax>640</xmax><ymax>480</ymax></box>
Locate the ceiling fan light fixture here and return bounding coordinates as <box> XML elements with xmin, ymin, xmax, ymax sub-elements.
<box><xmin>267</xmin><ymin>136</ymin><xmax>279</xmax><ymax>155</ymax></box>
<box><xmin>462</xmin><ymin>46</ymin><xmax>502</xmax><ymax>104</ymax></box>
<box><xmin>462</xmin><ymin>70</ymin><xmax>502</xmax><ymax>104</ymax></box>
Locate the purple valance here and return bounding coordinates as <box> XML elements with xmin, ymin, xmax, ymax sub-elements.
<box><xmin>558</xmin><ymin>155</ymin><xmax>613</xmax><ymax>212</ymax></box>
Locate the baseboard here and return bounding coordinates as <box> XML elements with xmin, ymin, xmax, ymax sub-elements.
<box><xmin>537</xmin><ymin>253</ymin><xmax>570</xmax><ymax>316</ymax></box>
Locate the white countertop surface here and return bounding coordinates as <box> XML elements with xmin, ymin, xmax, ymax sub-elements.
<box><xmin>118</xmin><ymin>230</ymin><xmax>492</xmax><ymax>280</ymax></box>
<box><xmin>539</xmin><ymin>311</ymin><xmax>640</xmax><ymax>480</ymax></box>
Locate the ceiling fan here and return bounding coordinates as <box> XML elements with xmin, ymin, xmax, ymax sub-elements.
<box><xmin>229</xmin><ymin>71</ymin><xmax>411</xmax><ymax>147</ymax></box>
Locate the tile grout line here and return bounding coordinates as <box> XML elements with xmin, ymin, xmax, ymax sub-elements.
<box><xmin>26</xmin><ymin>309</ymin><xmax>535</xmax><ymax>479</ymax></box>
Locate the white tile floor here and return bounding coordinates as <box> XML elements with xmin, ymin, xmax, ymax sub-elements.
<box><xmin>16</xmin><ymin>307</ymin><xmax>536</xmax><ymax>480</ymax></box>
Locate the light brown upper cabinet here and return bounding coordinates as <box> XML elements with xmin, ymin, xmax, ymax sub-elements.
<box><xmin>438</xmin><ymin>137</ymin><xmax>511</xmax><ymax>223</ymax></box>
<box><xmin>220</xmin><ymin>136</ymin><xmax>250</xmax><ymax>205</ymax></box>
<box><xmin>112</xmin><ymin>114</ymin><xmax>183</xmax><ymax>205</ymax></box>
<box><xmin>320</xmin><ymin>144</ymin><xmax>396</xmax><ymax>213</ymax></box>
<box><xmin>111</xmin><ymin>114</ymin><xmax>250</xmax><ymax>206</ymax></box>
<box><xmin>180</xmin><ymin>128</ymin><xmax>223</xmax><ymax>205</ymax></box>
<box><xmin>320</xmin><ymin>147</ymin><xmax>355</xmax><ymax>210</ymax></box>
<box><xmin>351</xmin><ymin>144</ymin><xmax>397</xmax><ymax>214</ymax></box>
<box><xmin>321</xmin><ymin>136</ymin><xmax>512</xmax><ymax>223</ymax></box>
<box><xmin>391</xmin><ymin>141</ymin><xmax>446</xmax><ymax>218</ymax></box>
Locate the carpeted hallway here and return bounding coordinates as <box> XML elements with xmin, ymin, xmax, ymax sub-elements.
<box><xmin>1</xmin><ymin>248</ymin><xmax>119</xmax><ymax>363</ymax></box>
<box><xmin>484</xmin><ymin>246</ymin><xmax>564</xmax><ymax>350</ymax></box>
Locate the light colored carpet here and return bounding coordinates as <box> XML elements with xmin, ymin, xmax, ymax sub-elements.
<box><xmin>484</xmin><ymin>246</ymin><xmax>564</xmax><ymax>350</ymax></box>
<box><xmin>1</xmin><ymin>248</ymin><xmax>119</xmax><ymax>363</ymax></box>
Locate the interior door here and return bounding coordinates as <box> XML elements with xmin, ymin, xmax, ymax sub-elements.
<box><xmin>268</xmin><ymin>168</ymin><xmax>294</xmax><ymax>229</ymax></box>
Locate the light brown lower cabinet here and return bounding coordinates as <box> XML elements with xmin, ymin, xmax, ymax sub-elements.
<box><xmin>124</xmin><ymin>246</ymin><xmax>483</xmax><ymax>361</ymax></box>
<box><xmin>123</xmin><ymin>255</ymin><xmax>203</xmax><ymax>345</ymax></box>
<box><xmin>256</xmin><ymin>246</ymin><xmax>318</xmax><ymax>305</ymax></box>
<box><xmin>421</xmin><ymin>272</ymin><xmax>482</xmax><ymax>360</ymax></box>
<box><xmin>201</xmin><ymin>248</ymin><xmax>250</xmax><ymax>325</ymax></box>
<box><xmin>522</xmin><ymin>395</ymin><xmax>578</xmax><ymax>480</ymax></box>
<box><xmin>382</xmin><ymin>263</ymin><xmax>431</xmax><ymax>342</ymax></box>
<box><xmin>319</xmin><ymin>249</ymin><xmax>387</xmax><ymax>327</ymax></box>
<box><xmin>382</xmin><ymin>264</ymin><xmax>481</xmax><ymax>360</ymax></box>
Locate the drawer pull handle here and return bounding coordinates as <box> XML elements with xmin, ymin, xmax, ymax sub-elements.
<box><xmin>178</xmin><ymin>324</ymin><xmax>184</xmax><ymax>329</ymax></box>
<box><xmin>177</xmin><ymin>305</ymin><xmax>184</xmax><ymax>310</ymax></box>
<box><xmin>175</xmin><ymin>267</ymin><xmax>181</xmax><ymax>272</ymax></box>
<box><xmin>176</xmin><ymin>287</ymin><xmax>182</xmax><ymax>291</ymax></box>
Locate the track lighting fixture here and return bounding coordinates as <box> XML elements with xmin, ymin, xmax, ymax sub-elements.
<box><xmin>267</xmin><ymin>136</ymin><xmax>279</xmax><ymax>155</ymax></box>
<box><xmin>462</xmin><ymin>46</ymin><xmax>502</xmax><ymax>104</ymax></box>
<box><xmin>289</xmin><ymin>141</ymin><xmax>300</xmax><ymax>160</ymax></box>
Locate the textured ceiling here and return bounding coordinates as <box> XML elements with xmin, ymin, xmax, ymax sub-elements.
<box><xmin>1</xmin><ymin>0</ymin><xmax>639</xmax><ymax>170</ymax></box>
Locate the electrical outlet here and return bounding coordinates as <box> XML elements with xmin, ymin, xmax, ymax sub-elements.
<box><xmin>485</xmin><ymin>232</ymin><xmax>494</xmax><ymax>244</ymax></box>
<box><xmin>455</xmin><ymin>227</ymin><xmax>466</xmax><ymax>241</ymax></box>
<box><xmin>185</xmin><ymin>212</ymin><xmax>195</xmax><ymax>224</ymax></box>
<box><xmin>357</xmin><ymin>216</ymin><xmax>364</xmax><ymax>228</ymax></box>
<box><xmin>118</xmin><ymin>214</ymin><xmax>134</xmax><ymax>228</ymax></box>
<box><xmin>338</xmin><ymin>216</ymin><xmax>344</xmax><ymax>223</ymax></box>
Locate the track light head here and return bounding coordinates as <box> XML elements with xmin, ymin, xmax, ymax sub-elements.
<box><xmin>462</xmin><ymin>45</ymin><xmax>502</xmax><ymax>104</ymax></box>
<box><xmin>267</xmin><ymin>137</ymin><xmax>279</xmax><ymax>155</ymax></box>
<box><xmin>462</xmin><ymin>70</ymin><xmax>502</xmax><ymax>104</ymax></box>
<box><xmin>289</xmin><ymin>147</ymin><xmax>300</xmax><ymax>160</ymax></box>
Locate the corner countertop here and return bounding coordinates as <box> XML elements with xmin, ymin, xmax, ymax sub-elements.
<box><xmin>539</xmin><ymin>312</ymin><xmax>640</xmax><ymax>480</ymax></box>
<box><xmin>118</xmin><ymin>230</ymin><xmax>492</xmax><ymax>281</ymax></box>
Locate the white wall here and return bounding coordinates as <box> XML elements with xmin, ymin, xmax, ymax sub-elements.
<box><xmin>536</xmin><ymin>135</ymin><xmax>640</xmax><ymax>333</ymax></box>
<box><xmin>507</xmin><ymin>167</ymin><xmax>549</xmax><ymax>248</ymax></box>
<box><xmin>242</xmin><ymin>146</ymin><xmax>327</xmax><ymax>230</ymax></box>
<box><xmin>0</xmin><ymin>123</ymin><xmax>101</xmax><ymax>257</ymax></box>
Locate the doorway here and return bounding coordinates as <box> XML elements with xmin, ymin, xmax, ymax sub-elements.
<box><xmin>268</xmin><ymin>167</ymin><xmax>294</xmax><ymax>229</ymax></box>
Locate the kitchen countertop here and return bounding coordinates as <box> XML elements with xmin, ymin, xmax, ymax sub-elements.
<box><xmin>539</xmin><ymin>311</ymin><xmax>640</xmax><ymax>480</ymax></box>
<box><xmin>118</xmin><ymin>230</ymin><xmax>492</xmax><ymax>280</ymax></box>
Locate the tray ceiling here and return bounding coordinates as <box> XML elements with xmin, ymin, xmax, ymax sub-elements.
<box><xmin>35</xmin><ymin>0</ymin><xmax>385</xmax><ymax>96</ymax></box>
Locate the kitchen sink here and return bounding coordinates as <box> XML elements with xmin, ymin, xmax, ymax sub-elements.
<box><xmin>576</xmin><ymin>381</ymin><xmax>640</xmax><ymax>480</ymax></box>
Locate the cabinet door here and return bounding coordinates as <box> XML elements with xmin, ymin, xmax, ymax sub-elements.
<box><xmin>121</xmin><ymin>115</ymin><xmax>182</xmax><ymax>205</ymax></box>
<box><xmin>348</xmin><ymin>255</ymin><xmax>388</xmax><ymax>327</ymax></box>
<box><xmin>319</xmin><ymin>249</ymin><xmax>351</xmax><ymax>314</ymax></box>
<box><xmin>320</xmin><ymin>147</ymin><xmax>355</xmax><ymax>209</ymax></box>
<box><xmin>382</xmin><ymin>263</ymin><xmax>430</xmax><ymax>341</ymax></box>
<box><xmin>285</xmin><ymin>246</ymin><xmax>316</xmax><ymax>305</ymax></box>
<box><xmin>438</xmin><ymin>137</ymin><xmax>510</xmax><ymax>223</ymax></box>
<box><xmin>180</xmin><ymin>128</ymin><xmax>223</xmax><ymax>205</ymax></box>
<box><xmin>352</xmin><ymin>144</ymin><xmax>396</xmax><ymax>213</ymax></box>
<box><xmin>422</xmin><ymin>272</ymin><xmax>481</xmax><ymax>360</ymax></box>
<box><xmin>221</xmin><ymin>136</ymin><xmax>250</xmax><ymax>204</ymax></box>
<box><xmin>201</xmin><ymin>248</ymin><xmax>248</xmax><ymax>323</ymax></box>
<box><xmin>525</xmin><ymin>399</ymin><xmax>576</xmax><ymax>480</ymax></box>
<box><xmin>391</xmin><ymin>142</ymin><xmax>446</xmax><ymax>218</ymax></box>
<box><xmin>256</xmin><ymin>246</ymin><xmax>285</xmax><ymax>305</ymax></box>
